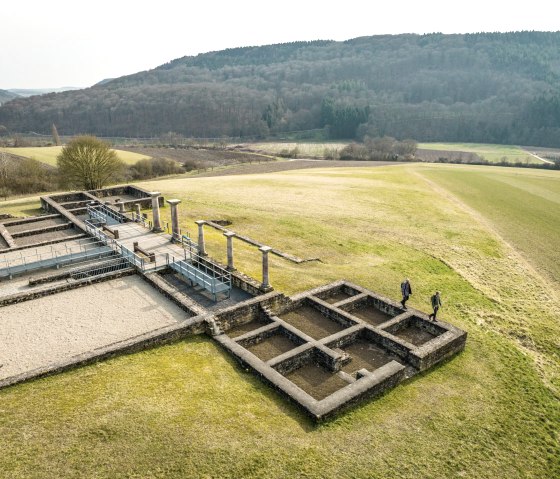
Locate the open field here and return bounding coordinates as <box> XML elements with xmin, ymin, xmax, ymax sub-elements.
<box><xmin>418</xmin><ymin>142</ymin><xmax>541</xmax><ymax>164</ymax></box>
<box><xmin>421</xmin><ymin>165</ymin><xmax>560</xmax><ymax>284</ymax></box>
<box><xmin>0</xmin><ymin>146</ymin><xmax>150</xmax><ymax>166</ymax></box>
<box><xmin>1</xmin><ymin>164</ymin><xmax>559</xmax><ymax>478</ymax></box>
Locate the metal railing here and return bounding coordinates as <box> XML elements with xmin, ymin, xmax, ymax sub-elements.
<box><xmin>0</xmin><ymin>237</ymin><xmax>110</xmax><ymax>279</ymax></box>
<box><xmin>84</xmin><ymin>218</ymin><xmax>163</xmax><ymax>272</ymax></box>
<box><xmin>70</xmin><ymin>257</ymin><xmax>131</xmax><ymax>280</ymax></box>
<box><xmin>180</xmin><ymin>234</ymin><xmax>197</xmax><ymax>254</ymax></box>
<box><xmin>87</xmin><ymin>204</ymin><xmax>127</xmax><ymax>225</ymax></box>
<box><xmin>166</xmin><ymin>250</ymin><xmax>231</xmax><ymax>301</ymax></box>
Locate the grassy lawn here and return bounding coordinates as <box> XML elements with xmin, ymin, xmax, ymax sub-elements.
<box><xmin>1</xmin><ymin>164</ymin><xmax>559</xmax><ymax>478</ymax></box>
<box><xmin>0</xmin><ymin>146</ymin><xmax>150</xmax><ymax>166</ymax></box>
<box><xmin>418</xmin><ymin>142</ymin><xmax>540</xmax><ymax>164</ymax></box>
<box><xmin>420</xmin><ymin>165</ymin><xmax>560</xmax><ymax>284</ymax></box>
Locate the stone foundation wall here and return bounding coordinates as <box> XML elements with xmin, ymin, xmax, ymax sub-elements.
<box><xmin>214</xmin><ymin>292</ymin><xmax>288</xmax><ymax>332</ymax></box>
<box><xmin>10</xmin><ymin>222</ymin><xmax>73</xmax><ymax>239</ymax></box>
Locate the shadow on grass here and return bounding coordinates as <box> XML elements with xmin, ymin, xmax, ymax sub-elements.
<box><xmin>209</xmin><ymin>338</ymin><xmax>317</xmax><ymax>433</ymax></box>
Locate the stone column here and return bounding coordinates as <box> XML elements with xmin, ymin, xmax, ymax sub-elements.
<box><xmin>167</xmin><ymin>199</ymin><xmax>181</xmax><ymax>242</ymax></box>
<box><xmin>117</xmin><ymin>201</ymin><xmax>125</xmax><ymax>213</ymax></box>
<box><xmin>259</xmin><ymin>246</ymin><xmax>272</xmax><ymax>290</ymax></box>
<box><xmin>134</xmin><ymin>203</ymin><xmax>142</xmax><ymax>221</ymax></box>
<box><xmin>150</xmin><ymin>192</ymin><xmax>163</xmax><ymax>232</ymax></box>
<box><xmin>224</xmin><ymin>231</ymin><xmax>235</xmax><ymax>271</ymax></box>
<box><xmin>195</xmin><ymin>220</ymin><xmax>207</xmax><ymax>256</ymax></box>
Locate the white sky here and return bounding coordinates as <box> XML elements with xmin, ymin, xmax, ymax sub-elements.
<box><xmin>1</xmin><ymin>0</ymin><xmax>558</xmax><ymax>89</ymax></box>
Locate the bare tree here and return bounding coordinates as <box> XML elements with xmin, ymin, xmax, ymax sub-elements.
<box><xmin>57</xmin><ymin>136</ymin><xmax>125</xmax><ymax>190</ymax></box>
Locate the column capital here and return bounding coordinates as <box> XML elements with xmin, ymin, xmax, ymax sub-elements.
<box><xmin>166</xmin><ymin>199</ymin><xmax>181</xmax><ymax>206</ymax></box>
<box><xmin>149</xmin><ymin>191</ymin><xmax>161</xmax><ymax>197</ymax></box>
<box><xmin>195</xmin><ymin>220</ymin><xmax>206</xmax><ymax>226</ymax></box>
<box><xmin>259</xmin><ymin>246</ymin><xmax>272</xmax><ymax>253</ymax></box>
<box><xmin>223</xmin><ymin>231</ymin><xmax>236</xmax><ymax>238</ymax></box>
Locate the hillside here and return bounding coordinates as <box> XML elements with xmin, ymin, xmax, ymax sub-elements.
<box><xmin>0</xmin><ymin>164</ymin><xmax>558</xmax><ymax>478</ymax></box>
<box><xmin>2</xmin><ymin>32</ymin><xmax>560</xmax><ymax>145</ymax></box>
<box><xmin>0</xmin><ymin>89</ymin><xmax>19</xmax><ymax>105</ymax></box>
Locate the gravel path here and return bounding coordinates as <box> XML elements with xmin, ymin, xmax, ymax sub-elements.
<box><xmin>0</xmin><ymin>275</ymin><xmax>189</xmax><ymax>380</ymax></box>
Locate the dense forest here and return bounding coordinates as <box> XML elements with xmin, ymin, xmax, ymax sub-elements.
<box><xmin>2</xmin><ymin>32</ymin><xmax>560</xmax><ymax>146</ymax></box>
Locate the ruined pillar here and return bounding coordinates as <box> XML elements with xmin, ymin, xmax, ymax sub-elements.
<box><xmin>150</xmin><ymin>192</ymin><xmax>163</xmax><ymax>232</ymax></box>
<box><xmin>224</xmin><ymin>231</ymin><xmax>236</xmax><ymax>271</ymax></box>
<box><xmin>259</xmin><ymin>246</ymin><xmax>272</xmax><ymax>290</ymax></box>
<box><xmin>117</xmin><ymin>201</ymin><xmax>125</xmax><ymax>213</ymax></box>
<box><xmin>195</xmin><ymin>220</ymin><xmax>207</xmax><ymax>256</ymax></box>
<box><xmin>167</xmin><ymin>199</ymin><xmax>181</xmax><ymax>241</ymax></box>
<box><xmin>134</xmin><ymin>203</ymin><xmax>142</xmax><ymax>221</ymax></box>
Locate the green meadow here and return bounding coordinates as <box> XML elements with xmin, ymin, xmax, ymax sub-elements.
<box><xmin>0</xmin><ymin>146</ymin><xmax>150</xmax><ymax>166</ymax></box>
<box><xmin>0</xmin><ymin>163</ymin><xmax>558</xmax><ymax>479</ymax></box>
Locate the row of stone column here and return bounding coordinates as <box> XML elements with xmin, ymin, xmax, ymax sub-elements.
<box><xmin>149</xmin><ymin>194</ymin><xmax>271</xmax><ymax>289</ymax></box>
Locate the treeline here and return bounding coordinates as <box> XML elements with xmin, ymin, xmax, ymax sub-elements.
<box><xmin>0</xmin><ymin>152</ymin><xmax>184</xmax><ymax>199</ymax></box>
<box><xmin>0</xmin><ymin>155</ymin><xmax>58</xmax><ymax>199</ymax></box>
<box><xmin>334</xmin><ymin>137</ymin><xmax>418</xmax><ymax>160</ymax></box>
<box><xmin>2</xmin><ymin>32</ymin><xmax>560</xmax><ymax>146</ymax></box>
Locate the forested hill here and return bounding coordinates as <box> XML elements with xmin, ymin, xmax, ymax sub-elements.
<box><xmin>2</xmin><ymin>32</ymin><xmax>560</xmax><ymax>146</ymax></box>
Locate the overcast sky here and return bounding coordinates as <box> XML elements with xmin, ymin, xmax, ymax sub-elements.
<box><xmin>1</xmin><ymin>0</ymin><xmax>558</xmax><ymax>90</ymax></box>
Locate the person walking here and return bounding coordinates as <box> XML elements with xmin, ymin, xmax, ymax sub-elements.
<box><xmin>400</xmin><ymin>278</ymin><xmax>412</xmax><ymax>309</ymax></box>
<box><xmin>429</xmin><ymin>291</ymin><xmax>442</xmax><ymax>321</ymax></box>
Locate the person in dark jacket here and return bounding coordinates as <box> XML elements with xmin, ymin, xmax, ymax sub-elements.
<box><xmin>429</xmin><ymin>291</ymin><xmax>442</xmax><ymax>321</ymax></box>
<box><xmin>400</xmin><ymin>278</ymin><xmax>412</xmax><ymax>309</ymax></box>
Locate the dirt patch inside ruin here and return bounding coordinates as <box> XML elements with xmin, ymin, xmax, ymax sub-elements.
<box><xmin>323</xmin><ymin>291</ymin><xmax>354</xmax><ymax>304</ymax></box>
<box><xmin>246</xmin><ymin>333</ymin><xmax>299</xmax><ymax>361</ymax></box>
<box><xmin>14</xmin><ymin>228</ymin><xmax>78</xmax><ymax>246</ymax></box>
<box><xmin>5</xmin><ymin>217</ymin><xmax>67</xmax><ymax>234</ymax></box>
<box><xmin>227</xmin><ymin>319</ymin><xmax>270</xmax><ymax>338</ymax></box>
<box><xmin>340</xmin><ymin>340</ymin><xmax>401</xmax><ymax>375</ymax></box>
<box><xmin>280</xmin><ymin>305</ymin><xmax>347</xmax><ymax>339</ymax></box>
<box><xmin>393</xmin><ymin>325</ymin><xmax>437</xmax><ymax>346</ymax></box>
<box><xmin>285</xmin><ymin>363</ymin><xmax>350</xmax><ymax>400</ymax></box>
<box><xmin>347</xmin><ymin>304</ymin><xmax>392</xmax><ymax>326</ymax></box>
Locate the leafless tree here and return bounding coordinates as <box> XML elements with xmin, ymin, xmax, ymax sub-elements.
<box><xmin>57</xmin><ymin>136</ymin><xmax>125</xmax><ymax>190</ymax></box>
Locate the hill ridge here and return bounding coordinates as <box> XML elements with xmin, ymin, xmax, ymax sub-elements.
<box><xmin>2</xmin><ymin>31</ymin><xmax>560</xmax><ymax>146</ymax></box>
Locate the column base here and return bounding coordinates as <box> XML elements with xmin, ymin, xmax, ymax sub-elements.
<box><xmin>152</xmin><ymin>227</ymin><xmax>164</xmax><ymax>233</ymax></box>
<box><xmin>260</xmin><ymin>283</ymin><xmax>273</xmax><ymax>293</ymax></box>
